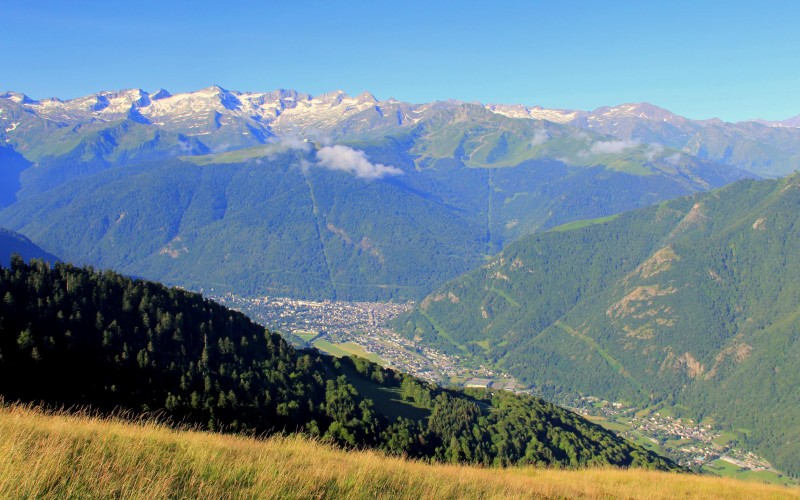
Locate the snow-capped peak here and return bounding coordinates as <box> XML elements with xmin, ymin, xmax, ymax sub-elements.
<box><xmin>589</xmin><ymin>102</ymin><xmax>683</xmax><ymax>123</ymax></box>
<box><xmin>484</xmin><ymin>103</ymin><xmax>584</xmax><ymax>124</ymax></box>
<box><xmin>0</xmin><ymin>91</ymin><xmax>37</xmax><ymax>105</ymax></box>
<box><xmin>355</xmin><ymin>91</ymin><xmax>378</xmax><ymax>104</ymax></box>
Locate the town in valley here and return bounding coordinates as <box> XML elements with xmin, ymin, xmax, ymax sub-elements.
<box><xmin>213</xmin><ymin>292</ymin><xmax>793</xmax><ymax>484</ymax></box>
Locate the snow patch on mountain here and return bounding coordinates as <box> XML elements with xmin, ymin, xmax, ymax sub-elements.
<box><xmin>750</xmin><ymin>115</ymin><xmax>800</xmax><ymax>128</ymax></box>
<box><xmin>484</xmin><ymin>103</ymin><xmax>583</xmax><ymax>124</ymax></box>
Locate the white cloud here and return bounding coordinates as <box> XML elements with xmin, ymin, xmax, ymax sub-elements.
<box><xmin>530</xmin><ymin>129</ymin><xmax>550</xmax><ymax>147</ymax></box>
<box><xmin>316</xmin><ymin>145</ymin><xmax>403</xmax><ymax>180</ymax></box>
<box><xmin>574</xmin><ymin>131</ymin><xmax>592</xmax><ymax>142</ymax></box>
<box><xmin>645</xmin><ymin>143</ymin><xmax>664</xmax><ymax>162</ymax></box>
<box><xmin>589</xmin><ymin>139</ymin><xmax>640</xmax><ymax>155</ymax></box>
<box><xmin>665</xmin><ymin>152</ymin><xmax>683</xmax><ymax>165</ymax></box>
<box><xmin>269</xmin><ymin>135</ymin><xmax>311</xmax><ymax>152</ymax></box>
<box><xmin>250</xmin><ymin>135</ymin><xmax>312</xmax><ymax>162</ymax></box>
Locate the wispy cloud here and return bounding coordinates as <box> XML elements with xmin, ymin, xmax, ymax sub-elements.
<box><xmin>574</xmin><ymin>131</ymin><xmax>591</xmax><ymax>142</ymax></box>
<box><xmin>530</xmin><ymin>129</ymin><xmax>550</xmax><ymax>147</ymax></box>
<box><xmin>267</xmin><ymin>135</ymin><xmax>311</xmax><ymax>152</ymax></box>
<box><xmin>590</xmin><ymin>139</ymin><xmax>640</xmax><ymax>155</ymax></box>
<box><xmin>645</xmin><ymin>143</ymin><xmax>664</xmax><ymax>162</ymax></box>
<box><xmin>665</xmin><ymin>152</ymin><xmax>683</xmax><ymax>165</ymax></box>
<box><xmin>316</xmin><ymin>145</ymin><xmax>403</xmax><ymax>180</ymax></box>
<box><xmin>252</xmin><ymin>135</ymin><xmax>312</xmax><ymax>162</ymax></box>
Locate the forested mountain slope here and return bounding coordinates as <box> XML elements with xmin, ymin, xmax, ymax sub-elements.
<box><xmin>0</xmin><ymin>227</ymin><xmax>58</xmax><ymax>267</ymax></box>
<box><xmin>396</xmin><ymin>173</ymin><xmax>800</xmax><ymax>475</ymax></box>
<box><xmin>0</xmin><ymin>258</ymin><xmax>677</xmax><ymax>470</ymax></box>
<box><xmin>0</xmin><ymin>90</ymin><xmax>753</xmax><ymax>300</ymax></box>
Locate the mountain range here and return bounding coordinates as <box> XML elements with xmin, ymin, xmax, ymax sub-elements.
<box><xmin>4</xmin><ymin>86</ymin><xmax>799</xmax><ymax>176</ymax></box>
<box><xmin>1</xmin><ymin>86</ymin><xmax>786</xmax><ymax>300</ymax></box>
<box><xmin>395</xmin><ymin>172</ymin><xmax>800</xmax><ymax>476</ymax></box>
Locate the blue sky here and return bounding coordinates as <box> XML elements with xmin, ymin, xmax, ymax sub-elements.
<box><xmin>3</xmin><ymin>0</ymin><xmax>799</xmax><ymax>121</ymax></box>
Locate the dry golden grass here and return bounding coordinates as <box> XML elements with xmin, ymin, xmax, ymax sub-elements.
<box><xmin>0</xmin><ymin>403</ymin><xmax>797</xmax><ymax>499</ymax></box>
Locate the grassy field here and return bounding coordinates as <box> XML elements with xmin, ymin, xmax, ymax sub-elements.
<box><xmin>585</xmin><ymin>415</ymin><xmax>628</xmax><ymax>433</ymax></box>
<box><xmin>550</xmin><ymin>214</ymin><xmax>621</xmax><ymax>232</ymax></box>
<box><xmin>311</xmin><ymin>339</ymin><xmax>387</xmax><ymax>365</ymax></box>
<box><xmin>335</xmin><ymin>363</ymin><xmax>430</xmax><ymax>421</ymax></box>
<box><xmin>703</xmin><ymin>459</ymin><xmax>798</xmax><ymax>487</ymax></box>
<box><xmin>713</xmin><ymin>431</ymin><xmax>740</xmax><ymax>447</ymax></box>
<box><xmin>182</xmin><ymin>144</ymin><xmax>286</xmax><ymax>165</ymax></box>
<box><xmin>294</xmin><ymin>330</ymin><xmax>319</xmax><ymax>343</ymax></box>
<box><xmin>1</xmin><ymin>404</ymin><xmax>798</xmax><ymax>499</ymax></box>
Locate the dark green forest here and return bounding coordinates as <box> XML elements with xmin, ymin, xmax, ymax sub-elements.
<box><xmin>0</xmin><ymin>258</ymin><xmax>677</xmax><ymax>470</ymax></box>
<box><xmin>396</xmin><ymin>174</ymin><xmax>800</xmax><ymax>476</ymax></box>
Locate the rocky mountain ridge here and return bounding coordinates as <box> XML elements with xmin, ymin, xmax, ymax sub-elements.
<box><xmin>3</xmin><ymin>86</ymin><xmax>798</xmax><ymax>176</ymax></box>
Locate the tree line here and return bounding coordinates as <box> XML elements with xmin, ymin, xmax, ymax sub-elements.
<box><xmin>0</xmin><ymin>257</ymin><xmax>677</xmax><ymax>470</ymax></box>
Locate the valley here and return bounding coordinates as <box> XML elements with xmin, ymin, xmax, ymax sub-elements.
<box><xmin>212</xmin><ymin>293</ymin><xmax>497</xmax><ymax>384</ymax></box>
<box><xmin>568</xmin><ymin>398</ymin><xmax>796</xmax><ymax>486</ymax></box>
<box><xmin>213</xmin><ymin>292</ymin><xmax>792</xmax><ymax>484</ymax></box>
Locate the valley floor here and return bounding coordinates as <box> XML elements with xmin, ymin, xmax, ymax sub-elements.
<box><xmin>213</xmin><ymin>293</ymin><xmax>789</xmax><ymax>480</ymax></box>
<box><xmin>0</xmin><ymin>403</ymin><xmax>796</xmax><ymax>499</ymax></box>
<box><xmin>214</xmin><ymin>293</ymin><xmax>500</xmax><ymax>384</ymax></box>
<box><xmin>568</xmin><ymin>398</ymin><xmax>795</xmax><ymax>485</ymax></box>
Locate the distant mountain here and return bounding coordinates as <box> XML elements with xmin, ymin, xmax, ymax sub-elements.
<box><xmin>0</xmin><ymin>227</ymin><xmax>58</xmax><ymax>267</ymax></box>
<box><xmin>0</xmin><ymin>88</ymin><xmax>754</xmax><ymax>300</ymax></box>
<box><xmin>752</xmin><ymin>114</ymin><xmax>800</xmax><ymax>128</ymax></box>
<box><xmin>394</xmin><ymin>173</ymin><xmax>800</xmax><ymax>476</ymax></box>
<box><xmin>487</xmin><ymin>101</ymin><xmax>800</xmax><ymax>177</ymax></box>
<box><xmin>0</xmin><ymin>258</ymin><xmax>678</xmax><ymax>470</ymax></box>
<box><xmin>488</xmin><ymin>102</ymin><xmax>703</xmax><ymax>149</ymax></box>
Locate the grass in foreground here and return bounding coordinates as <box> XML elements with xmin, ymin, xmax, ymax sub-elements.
<box><xmin>0</xmin><ymin>404</ymin><xmax>797</xmax><ymax>499</ymax></box>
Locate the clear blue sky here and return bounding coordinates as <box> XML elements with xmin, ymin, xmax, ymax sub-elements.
<box><xmin>3</xmin><ymin>0</ymin><xmax>799</xmax><ymax>121</ymax></box>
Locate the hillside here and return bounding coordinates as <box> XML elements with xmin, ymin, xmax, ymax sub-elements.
<box><xmin>0</xmin><ymin>89</ymin><xmax>753</xmax><ymax>301</ymax></box>
<box><xmin>396</xmin><ymin>173</ymin><xmax>800</xmax><ymax>476</ymax></box>
<box><xmin>1</xmin><ymin>404</ymin><xmax>795</xmax><ymax>499</ymax></box>
<box><xmin>0</xmin><ymin>258</ymin><xmax>676</xmax><ymax>470</ymax></box>
<box><xmin>0</xmin><ymin>227</ymin><xmax>58</xmax><ymax>267</ymax></box>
